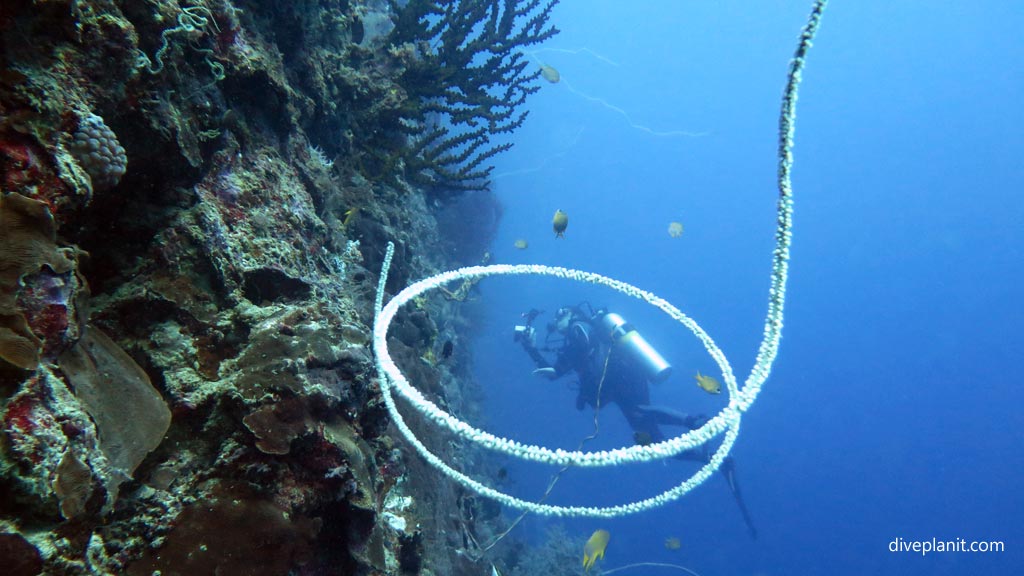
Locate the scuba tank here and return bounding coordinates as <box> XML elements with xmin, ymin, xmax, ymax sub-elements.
<box><xmin>596</xmin><ymin>312</ymin><xmax>672</xmax><ymax>383</ymax></box>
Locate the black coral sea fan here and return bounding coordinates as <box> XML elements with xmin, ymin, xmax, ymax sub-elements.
<box><xmin>389</xmin><ymin>0</ymin><xmax>560</xmax><ymax>193</ymax></box>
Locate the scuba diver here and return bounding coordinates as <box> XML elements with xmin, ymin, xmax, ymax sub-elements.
<box><xmin>513</xmin><ymin>303</ymin><xmax>758</xmax><ymax>539</ymax></box>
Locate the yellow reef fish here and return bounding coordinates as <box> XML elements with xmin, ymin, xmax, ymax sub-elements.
<box><xmin>668</xmin><ymin>221</ymin><xmax>684</xmax><ymax>238</ymax></box>
<box><xmin>514</xmin><ymin>238</ymin><xmax>529</xmax><ymax>250</ymax></box>
<box><xmin>540</xmin><ymin>64</ymin><xmax>560</xmax><ymax>83</ymax></box>
<box><xmin>583</xmin><ymin>529</ymin><xmax>610</xmax><ymax>573</ymax></box>
<box><xmin>664</xmin><ymin>536</ymin><xmax>682</xmax><ymax>550</ymax></box>
<box><xmin>552</xmin><ymin>209</ymin><xmax>568</xmax><ymax>238</ymax></box>
<box><xmin>695</xmin><ymin>371</ymin><xmax>721</xmax><ymax>394</ymax></box>
<box><xmin>342</xmin><ymin>207</ymin><xmax>359</xmax><ymax>228</ymax></box>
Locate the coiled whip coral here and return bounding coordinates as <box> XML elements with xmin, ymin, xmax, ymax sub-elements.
<box><xmin>374</xmin><ymin>0</ymin><xmax>829</xmax><ymax>517</ymax></box>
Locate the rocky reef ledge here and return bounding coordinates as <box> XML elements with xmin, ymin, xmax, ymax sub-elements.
<box><xmin>0</xmin><ymin>1</ymin><xmax>524</xmax><ymax>574</ymax></box>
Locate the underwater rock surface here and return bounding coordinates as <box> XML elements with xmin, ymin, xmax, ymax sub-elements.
<box><xmin>0</xmin><ymin>0</ymin><xmax>536</xmax><ymax>574</ymax></box>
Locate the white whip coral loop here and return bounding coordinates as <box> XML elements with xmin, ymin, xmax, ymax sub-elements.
<box><xmin>372</xmin><ymin>0</ymin><xmax>828</xmax><ymax>517</ymax></box>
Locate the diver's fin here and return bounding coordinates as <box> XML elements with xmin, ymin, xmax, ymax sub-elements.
<box><xmin>720</xmin><ymin>457</ymin><xmax>758</xmax><ymax>540</ymax></box>
<box><xmin>532</xmin><ymin>367</ymin><xmax>558</xmax><ymax>380</ymax></box>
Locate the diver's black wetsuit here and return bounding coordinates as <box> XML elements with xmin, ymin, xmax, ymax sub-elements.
<box><xmin>522</xmin><ymin>313</ymin><xmax>702</xmax><ymax>443</ymax></box>
<box><xmin>519</xmin><ymin>310</ymin><xmax>758</xmax><ymax>539</ymax></box>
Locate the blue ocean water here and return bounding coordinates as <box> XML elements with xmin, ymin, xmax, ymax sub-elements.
<box><xmin>459</xmin><ymin>1</ymin><xmax>1022</xmax><ymax>575</ymax></box>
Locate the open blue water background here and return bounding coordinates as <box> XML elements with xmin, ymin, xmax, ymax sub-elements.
<box><xmin>446</xmin><ymin>2</ymin><xmax>1022</xmax><ymax>574</ymax></box>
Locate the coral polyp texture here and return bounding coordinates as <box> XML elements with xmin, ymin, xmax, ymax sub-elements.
<box><xmin>68</xmin><ymin>113</ymin><xmax>127</xmax><ymax>192</ymax></box>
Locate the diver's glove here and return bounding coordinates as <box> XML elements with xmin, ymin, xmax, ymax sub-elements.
<box><xmin>532</xmin><ymin>367</ymin><xmax>558</xmax><ymax>380</ymax></box>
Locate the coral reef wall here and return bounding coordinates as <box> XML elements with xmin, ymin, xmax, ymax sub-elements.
<box><xmin>0</xmin><ymin>0</ymin><xmax>524</xmax><ymax>574</ymax></box>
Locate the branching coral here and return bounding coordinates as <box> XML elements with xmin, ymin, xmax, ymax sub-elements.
<box><xmin>388</xmin><ymin>0</ymin><xmax>559</xmax><ymax>192</ymax></box>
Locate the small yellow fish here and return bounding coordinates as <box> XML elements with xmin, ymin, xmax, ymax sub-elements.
<box><xmin>342</xmin><ymin>207</ymin><xmax>360</xmax><ymax>228</ymax></box>
<box><xmin>514</xmin><ymin>238</ymin><xmax>529</xmax><ymax>250</ymax></box>
<box><xmin>695</xmin><ymin>371</ymin><xmax>721</xmax><ymax>394</ymax></box>
<box><xmin>668</xmin><ymin>221</ymin><xmax>684</xmax><ymax>238</ymax></box>
<box><xmin>664</xmin><ymin>536</ymin><xmax>682</xmax><ymax>551</ymax></box>
<box><xmin>583</xmin><ymin>529</ymin><xmax>610</xmax><ymax>573</ymax></box>
<box><xmin>540</xmin><ymin>64</ymin><xmax>560</xmax><ymax>83</ymax></box>
<box><xmin>552</xmin><ymin>209</ymin><xmax>568</xmax><ymax>238</ymax></box>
